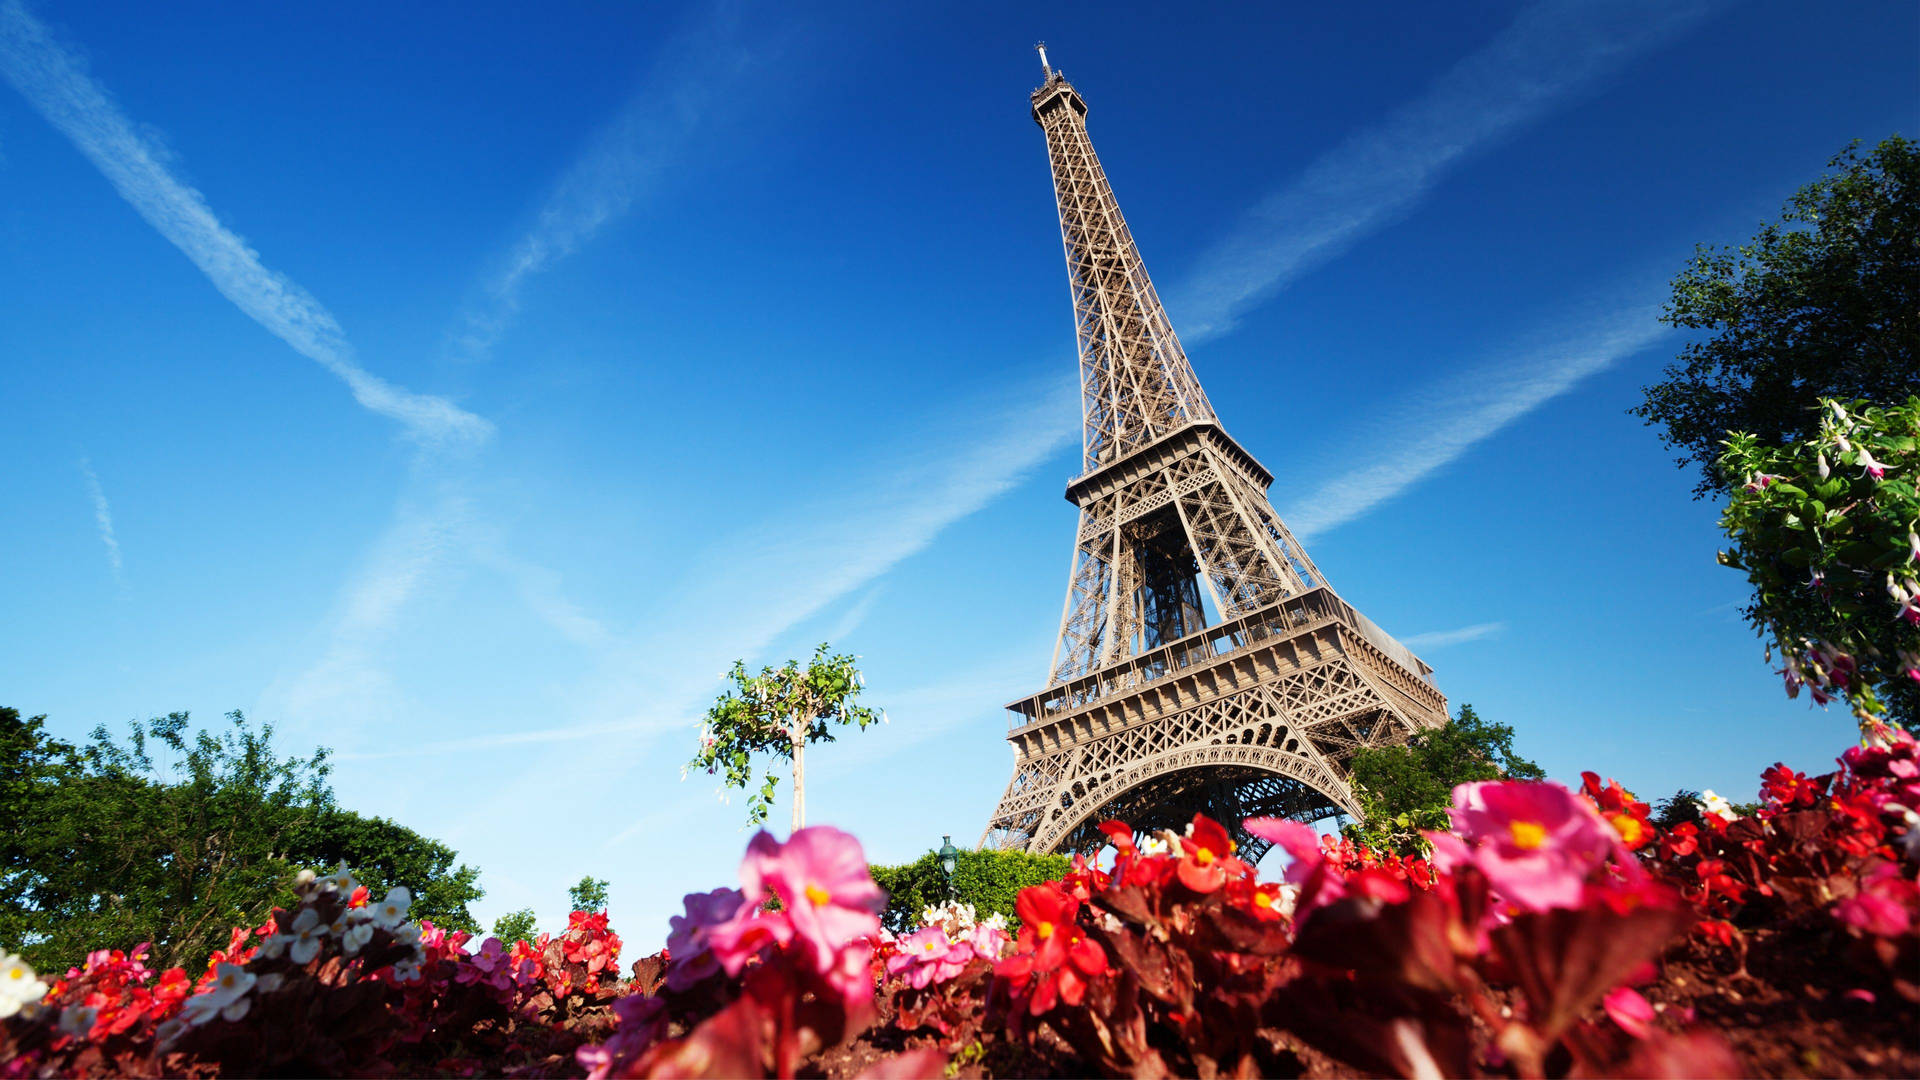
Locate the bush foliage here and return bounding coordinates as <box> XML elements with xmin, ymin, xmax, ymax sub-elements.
<box><xmin>0</xmin><ymin>708</ymin><xmax>482</xmax><ymax>974</ymax></box>
<box><xmin>869</xmin><ymin>848</ymin><xmax>1071</xmax><ymax>934</ymax></box>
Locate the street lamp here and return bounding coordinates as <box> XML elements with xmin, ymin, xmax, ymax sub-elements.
<box><xmin>937</xmin><ymin>835</ymin><xmax>959</xmax><ymax>900</ymax></box>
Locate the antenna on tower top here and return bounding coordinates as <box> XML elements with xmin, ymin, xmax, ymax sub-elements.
<box><xmin>1035</xmin><ymin>41</ymin><xmax>1051</xmax><ymax>77</ymax></box>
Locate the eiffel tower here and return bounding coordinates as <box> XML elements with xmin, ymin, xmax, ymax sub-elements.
<box><xmin>981</xmin><ymin>50</ymin><xmax>1450</xmax><ymax>859</ymax></box>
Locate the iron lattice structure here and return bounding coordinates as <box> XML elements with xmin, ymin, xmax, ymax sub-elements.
<box><xmin>981</xmin><ymin>61</ymin><xmax>1450</xmax><ymax>859</ymax></box>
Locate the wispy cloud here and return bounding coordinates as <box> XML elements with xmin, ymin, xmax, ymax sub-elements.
<box><xmin>1278</xmin><ymin>301</ymin><xmax>1665</xmax><ymax>540</ymax></box>
<box><xmin>264</xmin><ymin>485</ymin><xmax>476</xmax><ymax>734</ymax></box>
<box><xmin>453</xmin><ymin>3</ymin><xmax>770</xmax><ymax>362</ymax></box>
<box><xmin>1170</xmin><ymin>0</ymin><xmax>1721</xmax><ymax>341</ymax></box>
<box><xmin>0</xmin><ymin>0</ymin><xmax>490</xmax><ymax>448</ymax></box>
<box><xmin>1401</xmin><ymin>622</ymin><xmax>1505</xmax><ymax>650</ymax></box>
<box><xmin>78</xmin><ymin>456</ymin><xmax>122</xmax><ymax>581</ymax></box>
<box><xmin>346</xmin><ymin>372</ymin><xmax>1081</xmax><ymax>767</ymax></box>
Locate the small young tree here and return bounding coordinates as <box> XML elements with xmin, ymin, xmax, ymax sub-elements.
<box><xmin>685</xmin><ymin>643</ymin><xmax>881</xmax><ymax>832</ymax></box>
<box><xmin>568</xmin><ymin>875</ymin><xmax>609</xmax><ymax>913</ymax></box>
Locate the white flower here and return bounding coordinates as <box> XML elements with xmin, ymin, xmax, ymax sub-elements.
<box><xmin>1140</xmin><ymin>835</ymin><xmax>1171</xmax><ymax>857</ymax></box>
<box><xmin>58</xmin><ymin>1005</ymin><xmax>97</xmax><ymax>1037</ymax></box>
<box><xmin>392</xmin><ymin>960</ymin><xmax>421</xmax><ymax>983</ymax></box>
<box><xmin>1699</xmin><ymin>790</ymin><xmax>1738</xmax><ymax>822</ymax></box>
<box><xmin>1818</xmin><ymin>452</ymin><xmax>1831</xmax><ymax>480</ymax></box>
<box><xmin>391</xmin><ymin>921</ymin><xmax>422</xmax><ymax>947</ymax></box>
<box><xmin>0</xmin><ymin>952</ymin><xmax>48</xmax><ymax>1018</ymax></box>
<box><xmin>286</xmin><ymin>908</ymin><xmax>325</xmax><ymax>965</ymax></box>
<box><xmin>205</xmin><ymin>962</ymin><xmax>256</xmax><ymax>1005</ymax></box>
<box><xmin>342</xmin><ymin>922</ymin><xmax>375</xmax><ymax>956</ymax></box>
<box><xmin>179</xmin><ymin>994</ymin><xmax>223</xmax><ymax>1027</ymax></box>
<box><xmin>220</xmin><ymin>996</ymin><xmax>252</xmax><ymax>1022</ymax></box>
<box><xmin>292</xmin><ymin>868</ymin><xmax>318</xmax><ymax>895</ymax></box>
<box><xmin>254</xmin><ymin>973</ymin><xmax>285</xmax><ymax>994</ymax></box>
<box><xmin>323</xmin><ymin>862</ymin><xmax>357</xmax><ymax>895</ymax></box>
<box><xmin>370</xmin><ymin>886</ymin><xmax>412</xmax><ymax>928</ymax></box>
<box><xmin>256</xmin><ymin>933</ymin><xmax>288</xmax><ymax>960</ymax></box>
<box><xmin>1856</xmin><ymin>447</ymin><xmax>1889</xmax><ymax>480</ymax></box>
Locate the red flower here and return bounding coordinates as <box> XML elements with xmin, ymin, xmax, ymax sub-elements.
<box><xmin>994</xmin><ymin>885</ymin><xmax>1109</xmax><ymax>1015</ymax></box>
<box><xmin>1581</xmin><ymin>771</ymin><xmax>1654</xmax><ymax>850</ymax></box>
<box><xmin>1175</xmin><ymin>814</ymin><xmax>1245</xmax><ymax>894</ymax></box>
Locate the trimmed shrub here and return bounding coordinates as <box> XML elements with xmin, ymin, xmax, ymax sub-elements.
<box><xmin>870</xmin><ymin>848</ymin><xmax>1070</xmax><ymax>934</ymax></box>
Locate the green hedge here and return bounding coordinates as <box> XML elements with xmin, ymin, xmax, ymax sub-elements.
<box><xmin>869</xmin><ymin>848</ymin><xmax>1071</xmax><ymax>935</ymax></box>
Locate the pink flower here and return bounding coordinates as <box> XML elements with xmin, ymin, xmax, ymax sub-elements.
<box><xmin>1856</xmin><ymin>447</ymin><xmax>1889</xmax><ymax>480</ymax></box>
<box><xmin>665</xmin><ymin>887</ymin><xmax>745</xmax><ymax>991</ymax></box>
<box><xmin>1833</xmin><ymin>862</ymin><xmax>1918</xmax><ymax>938</ymax></box>
<box><xmin>1245</xmin><ymin>816</ymin><xmax>1345</xmax><ymax>916</ymax></box>
<box><xmin>1434</xmin><ymin>781</ymin><xmax>1617</xmax><ymax>912</ymax></box>
<box><xmin>1604</xmin><ymin>986</ymin><xmax>1657</xmax><ymax>1039</ymax></box>
<box><xmin>967</xmin><ymin>922</ymin><xmax>1010</xmax><ymax>962</ymax></box>
<box><xmin>709</xmin><ymin>826</ymin><xmax>883</xmax><ymax>976</ymax></box>
<box><xmin>886</xmin><ymin>927</ymin><xmax>976</xmax><ymax>990</ymax></box>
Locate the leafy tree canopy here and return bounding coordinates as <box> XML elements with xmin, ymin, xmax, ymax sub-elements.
<box><xmin>687</xmin><ymin>643</ymin><xmax>881</xmax><ymax>829</ymax></box>
<box><xmin>1345</xmin><ymin>704</ymin><xmax>1544</xmax><ymax>854</ymax></box>
<box><xmin>568</xmin><ymin>876</ymin><xmax>610</xmax><ymax>913</ymax></box>
<box><xmin>491</xmin><ymin>908</ymin><xmax>537</xmax><ymax>946</ymax></box>
<box><xmin>0</xmin><ymin>707</ymin><xmax>484</xmax><ymax>974</ymax></box>
<box><xmin>868</xmin><ymin>848</ymin><xmax>1071</xmax><ymax>935</ymax></box>
<box><xmin>1634</xmin><ymin>136</ymin><xmax>1919</xmax><ymax>497</ymax></box>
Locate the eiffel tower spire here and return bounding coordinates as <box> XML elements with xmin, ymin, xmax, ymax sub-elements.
<box><xmin>982</xmin><ymin>62</ymin><xmax>1449</xmax><ymax>858</ymax></box>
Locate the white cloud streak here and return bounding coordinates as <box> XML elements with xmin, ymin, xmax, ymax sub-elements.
<box><xmin>1400</xmin><ymin>622</ymin><xmax>1505</xmax><ymax>650</ymax></box>
<box><xmin>1170</xmin><ymin>0</ymin><xmax>1721</xmax><ymax>341</ymax></box>
<box><xmin>454</xmin><ymin>4</ymin><xmax>763</xmax><ymax>362</ymax></box>
<box><xmin>0</xmin><ymin>0</ymin><xmax>491</xmax><ymax>448</ymax></box>
<box><xmin>1278</xmin><ymin>303</ymin><xmax>1666</xmax><ymax>540</ymax></box>
<box><xmin>78</xmin><ymin>456</ymin><xmax>122</xmax><ymax>580</ymax></box>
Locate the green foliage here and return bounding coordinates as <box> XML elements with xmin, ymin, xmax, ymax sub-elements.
<box><xmin>1634</xmin><ymin>136</ymin><xmax>1920</xmax><ymax>498</ymax></box>
<box><xmin>686</xmin><ymin>643</ymin><xmax>882</xmax><ymax>827</ymax></box>
<box><xmin>1345</xmin><ymin>704</ymin><xmax>1544</xmax><ymax>855</ymax></box>
<box><xmin>868</xmin><ymin>848</ymin><xmax>1071</xmax><ymax>935</ymax></box>
<box><xmin>1717</xmin><ymin>397</ymin><xmax>1920</xmax><ymax>730</ymax></box>
<box><xmin>491</xmin><ymin>907</ymin><xmax>537</xmax><ymax>945</ymax></box>
<box><xmin>1651</xmin><ymin>789</ymin><xmax>1705</xmax><ymax>830</ymax></box>
<box><xmin>568</xmin><ymin>876</ymin><xmax>610</xmax><ymax>913</ymax></box>
<box><xmin>0</xmin><ymin>707</ymin><xmax>484</xmax><ymax>974</ymax></box>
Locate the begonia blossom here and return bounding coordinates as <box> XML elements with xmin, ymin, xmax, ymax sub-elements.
<box><xmin>1432</xmin><ymin>780</ymin><xmax>1617</xmax><ymax>912</ymax></box>
<box><xmin>0</xmin><ymin>950</ymin><xmax>47</xmax><ymax>1019</ymax></box>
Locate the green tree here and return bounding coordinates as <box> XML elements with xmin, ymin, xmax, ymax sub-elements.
<box><xmin>1345</xmin><ymin>704</ymin><xmax>1544</xmax><ymax>854</ymax></box>
<box><xmin>1651</xmin><ymin>789</ymin><xmax>1705</xmax><ymax>831</ymax></box>
<box><xmin>686</xmin><ymin>644</ymin><xmax>882</xmax><ymax>831</ymax></box>
<box><xmin>867</xmin><ymin>848</ymin><xmax>1071</xmax><ymax>935</ymax></box>
<box><xmin>0</xmin><ymin>708</ymin><xmax>484</xmax><ymax>973</ymax></box>
<box><xmin>568</xmin><ymin>876</ymin><xmax>609</xmax><ymax>913</ymax></box>
<box><xmin>1633</xmin><ymin>136</ymin><xmax>1919</xmax><ymax>498</ymax></box>
<box><xmin>1717</xmin><ymin>397</ymin><xmax>1920</xmax><ymax>729</ymax></box>
<box><xmin>491</xmin><ymin>908</ymin><xmax>537</xmax><ymax>945</ymax></box>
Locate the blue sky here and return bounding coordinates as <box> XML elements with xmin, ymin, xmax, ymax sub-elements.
<box><xmin>2</xmin><ymin>0</ymin><xmax>1915</xmax><ymax>940</ymax></box>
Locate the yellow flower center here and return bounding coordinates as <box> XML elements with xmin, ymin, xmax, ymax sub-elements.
<box><xmin>1194</xmin><ymin>847</ymin><xmax>1215</xmax><ymax>866</ymax></box>
<box><xmin>6</xmin><ymin>969</ymin><xmax>21</xmax><ymax>981</ymax></box>
<box><xmin>1610</xmin><ymin>813</ymin><xmax>1645</xmax><ymax>844</ymax></box>
<box><xmin>1035</xmin><ymin>920</ymin><xmax>1054</xmax><ymax>940</ymax></box>
<box><xmin>1254</xmin><ymin>891</ymin><xmax>1272</xmax><ymax>908</ymax></box>
<box><xmin>1508</xmin><ymin>820</ymin><xmax>1548</xmax><ymax>850</ymax></box>
<box><xmin>804</xmin><ymin>883</ymin><xmax>831</xmax><ymax>907</ymax></box>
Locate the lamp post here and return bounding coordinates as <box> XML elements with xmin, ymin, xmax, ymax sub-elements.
<box><xmin>937</xmin><ymin>835</ymin><xmax>959</xmax><ymax>901</ymax></box>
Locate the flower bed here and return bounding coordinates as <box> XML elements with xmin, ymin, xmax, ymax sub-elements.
<box><xmin>4</xmin><ymin>725</ymin><xmax>1917</xmax><ymax>1078</ymax></box>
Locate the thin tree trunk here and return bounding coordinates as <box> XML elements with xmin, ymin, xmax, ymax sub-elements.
<box><xmin>791</xmin><ymin>730</ymin><xmax>805</xmax><ymax>833</ymax></box>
